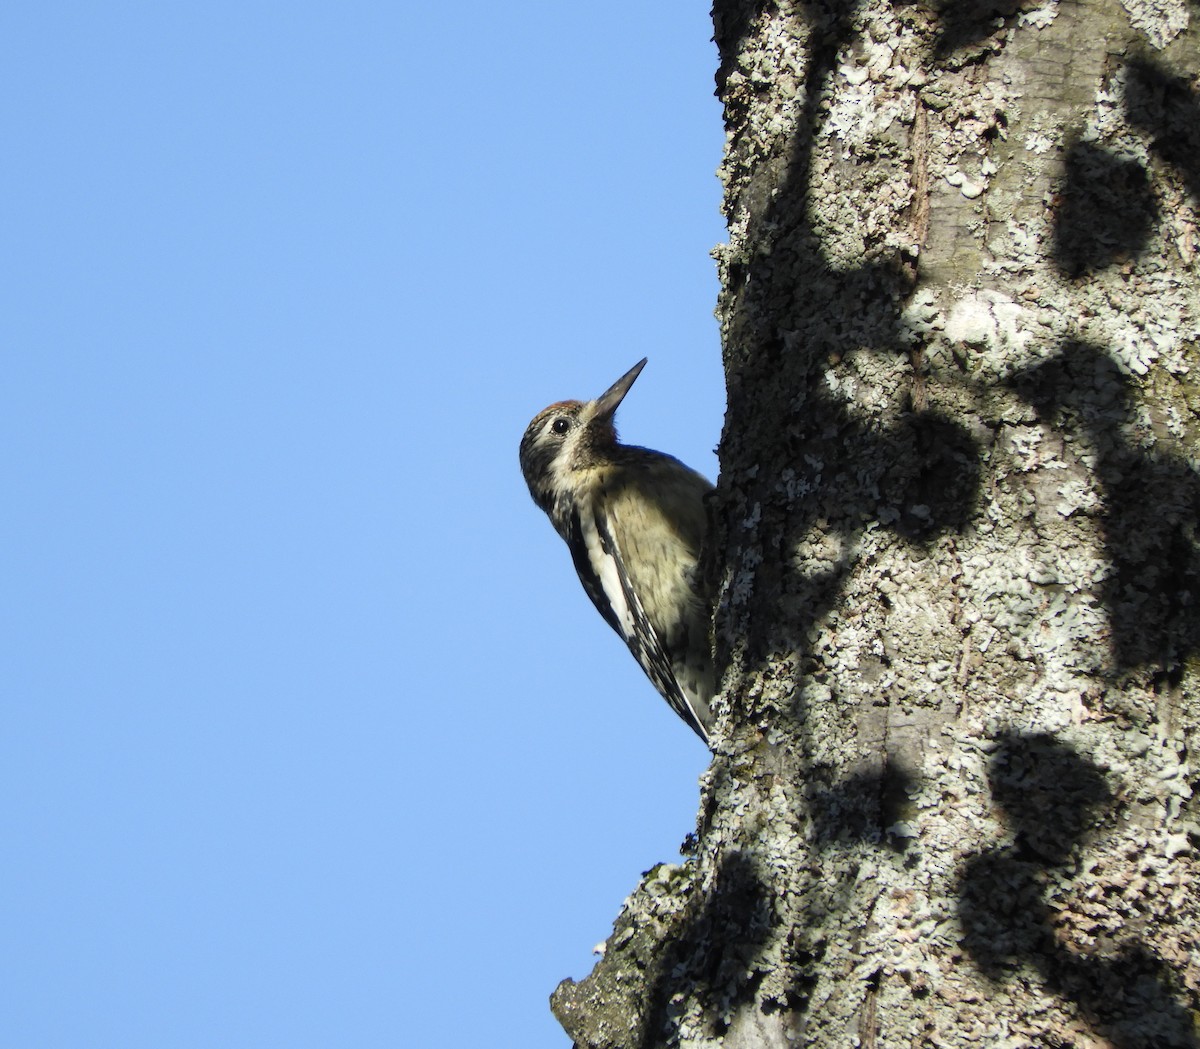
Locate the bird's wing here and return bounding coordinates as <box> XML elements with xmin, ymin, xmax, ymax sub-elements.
<box><xmin>566</xmin><ymin>508</ymin><xmax>624</xmax><ymax>636</ymax></box>
<box><xmin>566</xmin><ymin>507</ymin><xmax>710</xmax><ymax>743</ymax></box>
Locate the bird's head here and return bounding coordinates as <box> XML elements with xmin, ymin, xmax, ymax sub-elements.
<box><xmin>519</xmin><ymin>358</ymin><xmax>647</xmax><ymax>517</ymax></box>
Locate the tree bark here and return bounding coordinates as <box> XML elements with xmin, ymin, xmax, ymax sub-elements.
<box><xmin>553</xmin><ymin>1</ymin><xmax>1200</xmax><ymax>1045</ymax></box>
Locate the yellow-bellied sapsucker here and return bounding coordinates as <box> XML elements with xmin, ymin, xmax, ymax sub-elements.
<box><xmin>519</xmin><ymin>358</ymin><xmax>715</xmax><ymax>745</ymax></box>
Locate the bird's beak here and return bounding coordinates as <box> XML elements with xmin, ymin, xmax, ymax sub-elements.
<box><xmin>592</xmin><ymin>358</ymin><xmax>647</xmax><ymax>421</ymax></box>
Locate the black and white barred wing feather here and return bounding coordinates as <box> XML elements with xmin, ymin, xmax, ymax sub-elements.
<box><xmin>566</xmin><ymin>507</ymin><xmax>711</xmax><ymax>743</ymax></box>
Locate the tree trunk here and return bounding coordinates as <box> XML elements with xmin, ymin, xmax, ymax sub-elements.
<box><xmin>552</xmin><ymin>1</ymin><xmax>1200</xmax><ymax>1045</ymax></box>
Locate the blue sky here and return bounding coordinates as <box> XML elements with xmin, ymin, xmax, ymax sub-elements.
<box><xmin>3</xmin><ymin>4</ymin><xmax>726</xmax><ymax>1046</ymax></box>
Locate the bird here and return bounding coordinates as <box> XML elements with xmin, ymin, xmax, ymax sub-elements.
<box><xmin>519</xmin><ymin>358</ymin><xmax>716</xmax><ymax>744</ymax></box>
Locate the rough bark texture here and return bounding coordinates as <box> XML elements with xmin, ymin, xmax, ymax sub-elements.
<box><xmin>553</xmin><ymin>1</ymin><xmax>1200</xmax><ymax>1046</ymax></box>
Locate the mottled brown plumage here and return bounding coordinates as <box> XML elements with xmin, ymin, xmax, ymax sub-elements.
<box><xmin>519</xmin><ymin>359</ymin><xmax>715</xmax><ymax>743</ymax></box>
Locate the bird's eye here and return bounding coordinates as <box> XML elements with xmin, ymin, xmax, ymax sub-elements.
<box><xmin>551</xmin><ymin>417</ymin><xmax>570</xmax><ymax>436</ymax></box>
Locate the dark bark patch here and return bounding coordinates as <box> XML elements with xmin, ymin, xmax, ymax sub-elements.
<box><xmin>1010</xmin><ymin>343</ymin><xmax>1200</xmax><ymax>671</ymax></box>
<box><xmin>959</xmin><ymin>732</ymin><xmax>1197</xmax><ymax>1048</ymax></box>
<box><xmin>1052</xmin><ymin>142</ymin><xmax>1158</xmax><ymax>279</ymax></box>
